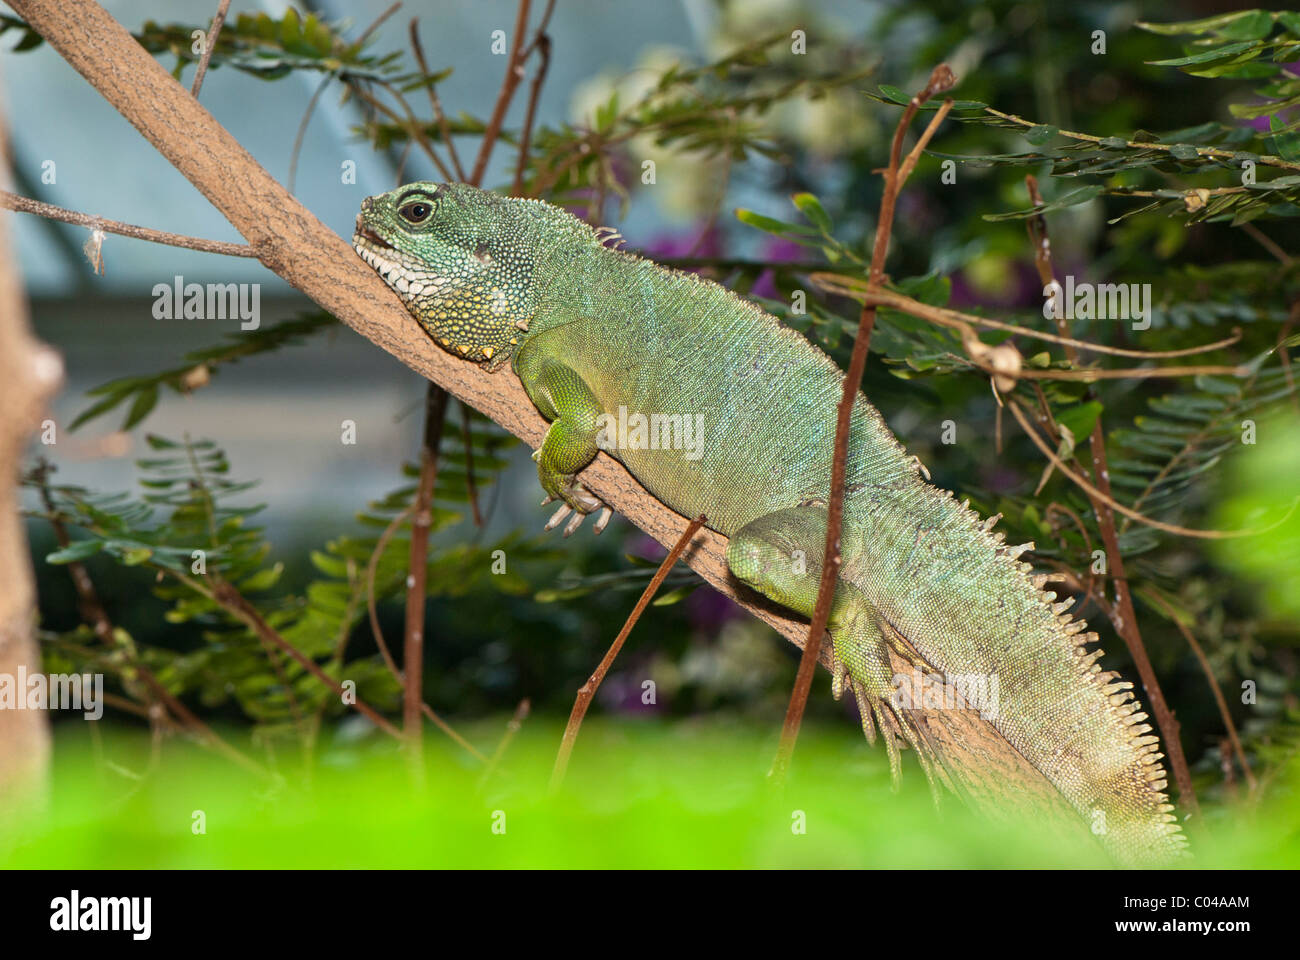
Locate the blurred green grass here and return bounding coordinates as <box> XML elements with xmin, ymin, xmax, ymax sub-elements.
<box><xmin>3</xmin><ymin>717</ymin><xmax>1296</xmax><ymax>869</ymax></box>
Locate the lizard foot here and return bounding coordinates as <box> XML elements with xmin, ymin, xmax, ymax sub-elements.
<box><xmin>539</xmin><ymin>481</ymin><xmax>612</xmax><ymax>537</ymax></box>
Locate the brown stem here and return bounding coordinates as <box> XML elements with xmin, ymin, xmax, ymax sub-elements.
<box><xmin>512</xmin><ymin>32</ymin><xmax>550</xmax><ymax>195</ymax></box>
<box><xmin>815</xmin><ymin>281</ymin><xmax>1247</xmax><ymax>361</ymax></box>
<box><xmin>551</xmin><ymin>514</ymin><xmax>706</xmax><ymax>790</ymax></box>
<box><xmin>208</xmin><ymin>577</ymin><xmax>402</xmax><ymax>738</ymax></box>
<box><xmin>0</xmin><ymin>189</ymin><xmax>256</xmax><ymax>258</ymax></box>
<box><xmin>403</xmin><ymin>385</ymin><xmax>449</xmax><ymax>778</ymax></box>
<box><xmin>1240</xmin><ymin>222</ymin><xmax>1291</xmax><ymax>265</ymax></box>
<box><xmin>1010</xmin><ymin>396</ymin><xmax>1277</xmax><ymax>541</ymax></box>
<box><xmin>469</xmin><ymin>0</ymin><xmax>533</xmax><ymax>186</ymax></box>
<box><xmin>189</xmin><ymin>0</ymin><xmax>231</xmax><ymax>98</ymax></box>
<box><xmin>459</xmin><ymin>401</ymin><xmax>483</xmax><ymax>526</ymax></box>
<box><xmin>409</xmin><ymin>19</ymin><xmax>467</xmax><ymax>183</ymax></box>
<box><xmin>288</xmin><ymin>75</ymin><xmax>333</xmax><ymax>195</ymax></box>
<box><xmin>367</xmin><ymin>503</ymin><xmax>414</xmax><ymax>680</ymax></box>
<box><xmin>1019</xmin><ymin>175</ymin><xmax>1199</xmax><ymax>818</ymax></box>
<box><xmin>1145</xmin><ymin>590</ymin><xmax>1256</xmax><ymax>795</ymax></box>
<box><xmin>771</xmin><ymin>64</ymin><xmax>955</xmax><ymax>782</ymax></box>
<box><xmin>479</xmin><ymin>698</ymin><xmax>530</xmax><ymax>787</ymax></box>
<box><xmin>357</xmin><ymin>1</ymin><xmax>402</xmax><ymax>44</ymax></box>
<box><xmin>371</xmin><ymin>78</ymin><xmax>455</xmax><ymax>182</ymax></box>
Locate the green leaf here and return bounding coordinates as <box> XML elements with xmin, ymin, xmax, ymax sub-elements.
<box><xmin>122</xmin><ymin>384</ymin><xmax>160</xmax><ymax>430</ymax></box>
<box><xmin>1138</xmin><ymin>12</ymin><xmax>1270</xmax><ymax>38</ymax></box>
<box><xmin>45</xmin><ymin>540</ymin><xmax>103</xmax><ymax>565</ymax></box>
<box><xmin>983</xmin><ymin>184</ymin><xmax>1103</xmax><ymax>222</ymax></box>
<box><xmin>1147</xmin><ymin>40</ymin><xmax>1258</xmax><ymax>67</ymax></box>
<box><xmin>791</xmin><ymin>192</ymin><xmax>831</xmax><ymax>232</ymax></box>
<box><xmin>1270</xmin><ymin>115</ymin><xmax>1300</xmax><ymax>163</ymax></box>
<box><xmin>1055</xmin><ymin>402</ymin><xmax>1103</xmax><ymax>443</ymax></box>
<box><xmin>122</xmin><ymin>547</ymin><xmax>154</xmax><ymax>566</ymax></box>
<box><xmin>1215</xmin><ymin>10</ymin><xmax>1275</xmax><ymax>40</ymax></box>
<box><xmin>876</xmin><ymin>84</ymin><xmax>909</xmax><ymax>105</ymax></box>
<box><xmin>68</xmin><ymin>391</ymin><xmax>132</xmax><ymax>431</ymax></box>
<box><xmin>239</xmin><ymin>563</ymin><xmax>284</xmax><ymax>592</ymax></box>
<box><xmin>734</xmin><ymin>208</ymin><xmax>817</xmax><ymax>236</ymax></box>
<box><xmin>1025</xmin><ymin>124</ymin><xmax>1058</xmax><ymax>145</ymax></box>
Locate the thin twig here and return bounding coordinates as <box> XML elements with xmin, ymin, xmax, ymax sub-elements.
<box><xmin>771</xmin><ymin>64</ymin><xmax>955</xmax><ymax>783</ymax></box>
<box><xmin>1009</xmin><ymin>399</ymin><xmax>1289</xmax><ymax>540</ymax></box>
<box><xmin>1240</xmin><ymin>222</ymin><xmax>1291</xmax><ymax>265</ymax></box>
<box><xmin>350</xmin><ymin>78</ymin><xmax>453</xmax><ymax>181</ymax></box>
<box><xmin>189</xmin><ymin>0</ymin><xmax>231</xmax><ymax>98</ymax></box>
<box><xmin>479</xmin><ymin>698</ymin><xmax>530</xmax><ymax>788</ymax></box>
<box><xmin>409</xmin><ymin>19</ymin><xmax>466</xmax><ymax>182</ymax></box>
<box><xmin>357</xmin><ymin>1</ymin><xmax>402</xmax><ymax>44</ymax></box>
<box><xmin>459</xmin><ymin>400</ymin><xmax>483</xmax><ymax>526</ymax></box>
<box><xmin>550</xmin><ymin>514</ymin><xmax>706</xmax><ymax>791</ymax></box>
<box><xmin>984</xmin><ymin>106</ymin><xmax>1300</xmax><ymax>174</ymax></box>
<box><xmin>1145</xmin><ymin>590</ymin><xmax>1256</xmax><ymax>795</ymax></box>
<box><xmin>813</xmin><ymin>280</ymin><xmax>1247</xmax><ymax>360</ymax></box>
<box><xmin>1023</xmin><ymin>171</ymin><xmax>1212</xmax><ymax>823</ymax></box>
<box><xmin>0</xmin><ymin>189</ymin><xmax>256</xmax><ymax>257</ymax></box>
<box><xmin>288</xmin><ymin>74</ymin><xmax>334</xmax><ymax>195</ymax></box>
<box><xmin>469</xmin><ymin>0</ymin><xmax>533</xmax><ymax>186</ymax></box>
<box><xmin>202</xmin><ymin>575</ymin><xmax>402</xmax><ymax>738</ymax></box>
<box><xmin>512</xmin><ymin>32</ymin><xmax>550</xmax><ymax>195</ymax></box>
<box><xmin>367</xmin><ymin>504</ymin><xmax>415</xmax><ymax>680</ymax></box>
<box><xmin>403</xmin><ymin>385</ymin><xmax>449</xmax><ymax>780</ymax></box>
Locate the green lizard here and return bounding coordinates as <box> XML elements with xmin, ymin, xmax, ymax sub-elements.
<box><xmin>354</xmin><ymin>181</ymin><xmax>1187</xmax><ymax>865</ymax></box>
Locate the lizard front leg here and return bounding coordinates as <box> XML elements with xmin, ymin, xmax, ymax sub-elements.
<box><xmin>515</xmin><ymin>337</ymin><xmax>612</xmax><ymax>536</ymax></box>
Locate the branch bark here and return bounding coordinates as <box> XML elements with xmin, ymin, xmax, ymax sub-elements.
<box><xmin>11</xmin><ymin>0</ymin><xmax>1080</xmax><ymax>822</ymax></box>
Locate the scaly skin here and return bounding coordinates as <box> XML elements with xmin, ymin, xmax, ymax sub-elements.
<box><xmin>354</xmin><ymin>182</ymin><xmax>1187</xmax><ymax>865</ymax></box>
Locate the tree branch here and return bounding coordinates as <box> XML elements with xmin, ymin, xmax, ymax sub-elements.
<box><xmin>0</xmin><ymin>189</ymin><xmax>257</xmax><ymax>258</ymax></box>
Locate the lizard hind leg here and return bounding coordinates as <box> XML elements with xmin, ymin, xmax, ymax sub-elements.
<box><xmin>725</xmin><ymin>506</ymin><xmax>941</xmax><ymax>798</ymax></box>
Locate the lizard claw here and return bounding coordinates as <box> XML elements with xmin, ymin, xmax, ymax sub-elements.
<box><xmin>592</xmin><ymin>506</ymin><xmax>613</xmax><ymax>535</ymax></box>
<box><xmin>540</xmin><ymin>475</ymin><xmax>609</xmax><ymax>535</ymax></box>
<box><xmin>562</xmin><ymin>510</ymin><xmax>586</xmax><ymax>537</ymax></box>
<box><xmin>544</xmin><ymin>504</ymin><xmax>572</xmax><ymax>531</ymax></box>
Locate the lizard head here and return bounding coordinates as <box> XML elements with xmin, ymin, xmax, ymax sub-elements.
<box><xmin>354</xmin><ymin>182</ymin><xmax>536</xmax><ymax>367</ymax></box>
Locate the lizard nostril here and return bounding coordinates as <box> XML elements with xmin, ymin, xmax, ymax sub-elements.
<box><xmin>361</xmin><ymin>197</ymin><xmax>373</xmax><ymax>211</ymax></box>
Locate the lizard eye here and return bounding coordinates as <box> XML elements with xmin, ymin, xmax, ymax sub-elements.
<box><xmin>399</xmin><ymin>201</ymin><xmax>433</xmax><ymax>224</ymax></box>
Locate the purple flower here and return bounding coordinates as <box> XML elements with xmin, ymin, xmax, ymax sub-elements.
<box><xmin>753</xmin><ymin>235</ymin><xmax>805</xmax><ymax>299</ymax></box>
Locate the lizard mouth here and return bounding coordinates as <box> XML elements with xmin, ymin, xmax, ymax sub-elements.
<box><xmin>353</xmin><ymin>226</ymin><xmax>394</xmax><ymax>250</ymax></box>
